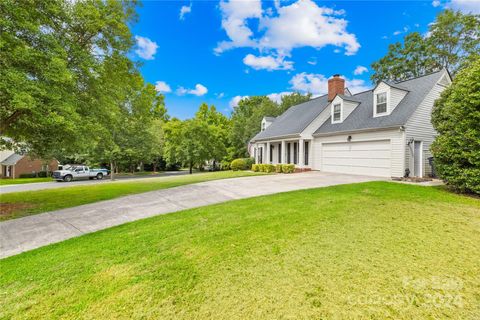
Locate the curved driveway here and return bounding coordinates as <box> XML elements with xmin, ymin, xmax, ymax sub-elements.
<box><xmin>0</xmin><ymin>172</ymin><xmax>383</xmax><ymax>258</ymax></box>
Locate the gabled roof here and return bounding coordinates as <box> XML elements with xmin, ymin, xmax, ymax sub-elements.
<box><xmin>315</xmin><ymin>70</ymin><xmax>444</xmax><ymax>135</ymax></box>
<box><xmin>251</xmin><ymin>70</ymin><xmax>446</xmax><ymax>141</ymax></box>
<box><xmin>251</xmin><ymin>94</ymin><xmax>329</xmax><ymax>141</ymax></box>
<box><xmin>263</xmin><ymin>116</ymin><xmax>276</xmax><ymax>121</ymax></box>
<box><xmin>0</xmin><ymin>153</ymin><xmax>23</xmax><ymax>166</ymax></box>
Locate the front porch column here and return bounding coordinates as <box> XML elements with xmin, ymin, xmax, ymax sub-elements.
<box><xmin>281</xmin><ymin>140</ymin><xmax>286</xmax><ymax>164</ymax></box>
<box><xmin>299</xmin><ymin>139</ymin><xmax>304</xmax><ymax>168</ymax></box>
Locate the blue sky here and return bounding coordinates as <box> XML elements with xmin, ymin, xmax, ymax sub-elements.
<box><xmin>130</xmin><ymin>0</ymin><xmax>478</xmax><ymax>119</ymax></box>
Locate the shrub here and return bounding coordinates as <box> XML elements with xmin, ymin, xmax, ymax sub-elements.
<box><xmin>19</xmin><ymin>173</ymin><xmax>36</xmax><ymax>178</ymax></box>
<box><xmin>264</xmin><ymin>164</ymin><xmax>275</xmax><ymax>173</ymax></box>
<box><xmin>251</xmin><ymin>164</ymin><xmax>259</xmax><ymax>172</ymax></box>
<box><xmin>220</xmin><ymin>160</ymin><xmax>231</xmax><ymax>171</ymax></box>
<box><xmin>275</xmin><ymin>164</ymin><xmax>282</xmax><ymax>173</ymax></box>
<box><xmin>282</xmin><ymin>164</ymin><xmax>295</xmax><ymax>173</ymax></box>
<box><xmin>230</xmin><ymin>158</ymin><xmax>247</xmax><ymax>171</ymax></box>
<box><xmin>431</xmin><ymin>59</ymin><xmax>480</xmax><ymax>194</ymax></box>
<box><xmin>244</xmin><ymin>157</ymin><xmax>255</xmax><ymax>169</ymax></box>
<box><xmin>37</xmin><ymin>171</ymin><xmax>48</xmax><ymax>177</ymax></box>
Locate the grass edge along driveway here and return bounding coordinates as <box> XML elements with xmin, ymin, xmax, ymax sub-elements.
<box><xmin>0</xmin><ymin>182</ymin><xmax>478</xmax><ymax>319</ymax></box>
<box><xmin>0</xmin><ymin>171</ymin><xmax>266</xmax><ymax>221</ymax></box>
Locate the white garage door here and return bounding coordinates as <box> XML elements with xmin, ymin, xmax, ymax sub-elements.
<box><xmin>321</xmin><ymin>140</ymin><xmax>391</xmax><ymax>177</ymax></box>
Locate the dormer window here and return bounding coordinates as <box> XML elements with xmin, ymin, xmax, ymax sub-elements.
<box><xmin>376</xmin><ymin>92</ymin><xmax>387</xmax><ymax>114</ymax></box>
<box><xmin>261</xmin><ymin>122</ymin><xmax>266</xmax><ymax>131</ymax></box>
<box><xmin>333</xmin><ymin>103</ymin><xmax>342</xmax><ymax>123</ymax></box>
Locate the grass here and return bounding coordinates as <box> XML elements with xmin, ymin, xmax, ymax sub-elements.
<box><xmin>0</xmin><ymin>182</ymin><xmax>479</xmax><ymax>319</ymax></box>
<box><xmin>0</xmin><ymin>171</ymin><xmax>264</xmax><ymax>221</ymax></box>
<box><xmin>0</xmin><ymin>177</ymin><xmax>51</xmax><ymax>185</ymax></box>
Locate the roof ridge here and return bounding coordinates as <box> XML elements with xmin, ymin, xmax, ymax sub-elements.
<box><xmin>393</xmin><ymin>69</ymin><xmax>443</xmax><ymax>84</ymax></box>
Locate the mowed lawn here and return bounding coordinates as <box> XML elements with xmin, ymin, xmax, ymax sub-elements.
<box><xmin>1</xmin><ymin>182</ymin><xmax>479</xmax><ymax>319</ymax></box>
<box><xmin>0</xmin><ymin>177</ymin><xmax>51</xmax><ymax>185</ymax></box>
<box><xmin>0</xmin><ymin>171</ymin><xmax>264</xmax><ymax>221</ymax></box>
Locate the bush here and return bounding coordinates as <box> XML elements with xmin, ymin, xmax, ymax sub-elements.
<box><xmin>19</xmin><ymin>173</ymin><xmax>36</xmax><ymax>178</ymax></box>
<box><xmin>282</xmin><ymin>164</ymin><xmax>295</xmax><ymax>173</ymax></box>
<box><xmin>431</xmin><ymin>59</ymin><xmax>480</xmax><ymax>194</ymax></box>
<box><xmin>37</xmin><ymin>171</ymin><xmax>48</xmax><ymax>177</ymax></box>
<box><xmin>220</xmin><ymin>160</ymin><xmax>231</xmax><ymax>171</ymax></box>
<box><xmin>251</xmin><ymin>164</ymin><xmax>259</xmax><ymax>172</ymax></box>
<box><xmin>264</xmin><ymin>164</ymin><xmax>275</xmax><ymax>173</ymax></box>
<box><xmin>275</xmin><ymin>164</ymin><xmax>282</xmax><ymax>173</ymax></box>
<box><xmin>244</xmin><ymin>157</ymin><xmax>255</xmax><ymax>169</ymax></box>
<box><xmin>231</xmin><ymin>158</ymin><xmax>247</xmax><ymax>171</ymax></box>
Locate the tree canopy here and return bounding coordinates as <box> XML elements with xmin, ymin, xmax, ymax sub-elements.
<box><xmin>371</xmin><ymin>9</ymin><xmax>479</xmax><ymax>83</ymax></box>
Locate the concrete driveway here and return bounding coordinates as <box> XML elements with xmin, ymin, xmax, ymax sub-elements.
<box><xmin>0</xmin><ymin>172</ymin><xmax>383</xmax><ymax>258</ymax></box>
<box><xmin>0</xmin><ymin>171</ymin><xmax>189</xmax><ymax>194</ymax></box>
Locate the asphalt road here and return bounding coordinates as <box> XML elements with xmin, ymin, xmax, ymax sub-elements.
<box><xmin>0</xmin><ymin>171</ymin><xmax>189</xmax><ymax>194</ymax></box>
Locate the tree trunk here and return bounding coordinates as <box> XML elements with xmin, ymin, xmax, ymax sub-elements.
<box><xmin>110</xmin><ymin>161</ymin><xmax>115</xmax><ymax>180</ymax></box>
<box><xmin>189</xmin><ymin>161</ymin><xmax>193</xmax><ymax>174</ymax></box>
<box><xmin>153</xmin><ymin>161</ymin><xmax>157</xmax><ymax>173</ymax></box>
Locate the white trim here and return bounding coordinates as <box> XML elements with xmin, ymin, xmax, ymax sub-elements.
<box><xmin>413</xmin><ymin>140</ymin><xmax>423</xmax><ymax>178</ymax></box>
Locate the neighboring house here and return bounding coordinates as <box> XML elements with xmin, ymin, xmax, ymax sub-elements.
<box><xmin>250</xmin><ymin>69</ymin><xmax>451</xmax><ymax>178</ymax></box>
<box><xmin>0</xmin><ymin>150</ymin><xmax>58</xmax><ymax>179</ymax></box>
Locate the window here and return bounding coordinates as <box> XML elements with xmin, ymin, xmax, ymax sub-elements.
<box><xmin>258</xmin><ymin>147</ymin><xmax>263</xmax><ymax>164</ymax></box>
<box><xmin>304</xmin><ymin>141</ymin><xmax>309</xmax><ymax>166</ymax></box>
<box><xmin>376</xmin><ymin>92</ymin><xmax>387</xmax><ymax>114</ymax></box>
<box><xmin>278</xmin><ymin>143</ymin><xmax>282</xmax><ymax>163</ymax></box>
<box><xmin>333</xmin><ymin>103</ymin><xmax>341</xmax><ymax>122</ymax></box>
<box><xmin>261</xmin><ymin>122</ymin><xmax>266</xmax><ymax>131</ymax></box>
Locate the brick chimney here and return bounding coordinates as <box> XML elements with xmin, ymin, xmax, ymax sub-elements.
<box><xmin>328</xmin><ymin>74</ymin><xmax>345</xmax><ymax>101</ymax></box>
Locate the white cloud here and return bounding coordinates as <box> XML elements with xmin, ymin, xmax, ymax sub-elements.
<box><xmin>229</xmin><ymin>95</ymin><xmax>249</xmax><ymax>108</ymax></box>
<box><xmin>448</xmin><ymin>0</ymin><xmax>480</xmax><ymax>13</ymax></box>
<box><xmin>259</xmin><ymin>0</ymin><xmax>360</xmax><ymax>56</ymax></box>
<box><xmin>215</xmin><ymin>92</ymin><xmax>225</xmax><ymax>99</ymax></box>
<box><xmin>176</xmin><ymin>83</ymin><xmax>208</xmax><ymax>96</ymax></box>
<box><xmin>154</xmin><ymin>81</ymin><xmax>171</xmax><ymax>93</ymax></box>
<box><xmin>289</xmin><ymin>72</ymin><xmax>370</xmax><ymax>97</ymax></box>
<box><xmin>215</xmin><ymin>0</ymin><xmax>262</xmax><ymax>54</ymax></box>
<box><xmin>432</xmin><ymin>0</ymin><xmax>441</xmax><ymax>7</ymax></box>
<box><xmin>267</xmin><ymin>91</ymin><xmax>293</xmax><ymax>103</ymax></box>
<box><xmin>179</xmin><ymin>3</ymin><xmax>192</xmax><ymax>20</ymax></box>
<box><xmin>393</xmin><ymin>30</ymin><xmax>402</xmax><ymax>36</ymax></box>
<box><xmin>307</xmin><ymin>58</ymin><xmax>317</xmax><ymax>65</ymax></box>
<box><xmin>353</xmin><ymin>65</ymin><xmax>368</xmax><ymax>75</ymax></box>
<box><xmin>243</xmin><ymin>53</ymin><xmax>293</xmax><ymax>71</ymax></box>
<box><xmin>215</xmin><ymin>0</ymin><xmax>360</xmax><ymax>62</ymax></box>
<box><xmin>135</xmin><ymin>36</ymin><xmax>158</xmax><ymax>60</ymax></box>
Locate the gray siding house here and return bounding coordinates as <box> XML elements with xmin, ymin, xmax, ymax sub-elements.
<box><xmin>250</xmin><ymin>69</ymin><xmax>451</xmax><ymax>178</ymax></box>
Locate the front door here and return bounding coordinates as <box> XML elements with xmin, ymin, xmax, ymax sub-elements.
<box><xmin>413</xmin><ymin>141</ymin><xmax>422</xmax><ymax>177</ymax></box>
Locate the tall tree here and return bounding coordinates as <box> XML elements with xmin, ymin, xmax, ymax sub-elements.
<box><xmin>0</xmin><ymin>0</ymin><xmax>138</xmax><ymax>158</ymax></box>
<box><xmin>371</xmin><ymin>9</ymin><xmax>479</xmax><ymax>83</ymax></box>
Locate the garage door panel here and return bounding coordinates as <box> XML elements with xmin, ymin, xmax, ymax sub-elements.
<box><xmin>321</xmin><ymin>140</ymin><xmax>391</xmax><ymax>177</ymax></box>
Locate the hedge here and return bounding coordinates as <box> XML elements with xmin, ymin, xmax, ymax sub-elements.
<box><xmin>230</xmin><ymin>158</ymin><xmax>254</xmax><ymax>171</ymax></box>
<box><xmin>251</xmin><ymin>164</ymin><xmax>259</xmax><ymax>172</ymax></box>
<box><xmin>275</xmin><ymin>164</ymin><xmax>282</xmax><ymax>173</ymax></box>
<box><xmin>282</xmin><ymin>164</ymin><xmax>295</xmax><ymax>173</ymax></box>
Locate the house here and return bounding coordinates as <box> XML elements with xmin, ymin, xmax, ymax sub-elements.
<box><xmin>250</xmin><ymin>69</ymin><xmax>451</xmax><ymax>178</ymax></box>
<box><xmin>0</xmin><ymin>150</ymin><xmax>58</xmax><ymax>179</ymax></box>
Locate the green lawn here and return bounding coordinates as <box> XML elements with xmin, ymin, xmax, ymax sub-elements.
<box><xmin>1</xmin><ymin>182</ymin><xmax>478</xmax><ymax>319</ymax></box>
<box><xmin>0</xmin><ymin>177</ymin><xmax>51</xmax><ymax>185</ymax></box>
<box><xmin>0</xmin><ymin>171</ymin><xmax>264</xmax><ymax>221</ymax></box>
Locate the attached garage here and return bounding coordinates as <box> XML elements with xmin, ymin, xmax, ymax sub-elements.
<box><xmin>321</xmin><ymin>140</ymin><xmax>392</xmax><ymax>177</ymax></box>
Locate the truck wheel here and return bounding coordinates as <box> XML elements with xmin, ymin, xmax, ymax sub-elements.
<box><xmin>96</xmin><ymin>173</ymin><xmax>103</xmax><ymax>180</ymax></box>
<box><xmin>63</xmin><ymin>175</ymin><xmax>73</xmax><ymax>182</ymax></box>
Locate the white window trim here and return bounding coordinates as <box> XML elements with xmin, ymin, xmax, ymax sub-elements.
<box><xmin>373</xmin><ymin>90</ymin><xmax>390</xmax><ymax>117</ymax></box>
<box><xmin>331</xmin><ymin>102</ymin><xmax>343</xmax><ymax>124</ymax></box>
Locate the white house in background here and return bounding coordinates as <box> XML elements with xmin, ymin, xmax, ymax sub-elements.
<box><xmin>250</xmin><ymin>69</ymin><xmax>452</xmax><ymax>178</ymax></box>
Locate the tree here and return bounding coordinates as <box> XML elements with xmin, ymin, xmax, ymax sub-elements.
<box><xmin>371</xmin><ymin>10</ymin><xmax>479</xmax><ymax>83</ymax></box>
<box><xmin>0</xmin><ymin>0</ymin><xmax>138</xmax><ymax>158</ymax></box>
<box><xmin>163</xmin><ymin>119</ymin><xmax>212</xmax><ymax>174</ymax></box>
<box><xmin>431</xmin><ymin>58</ymin><xmax>480</xmax><ymax>194</ymax></box>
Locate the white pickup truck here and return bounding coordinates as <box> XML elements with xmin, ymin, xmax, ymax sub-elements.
<box><xmin>52</xmin><ymin>165</ymin><xmax>109</xmax><ymax>182</ymax></box>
